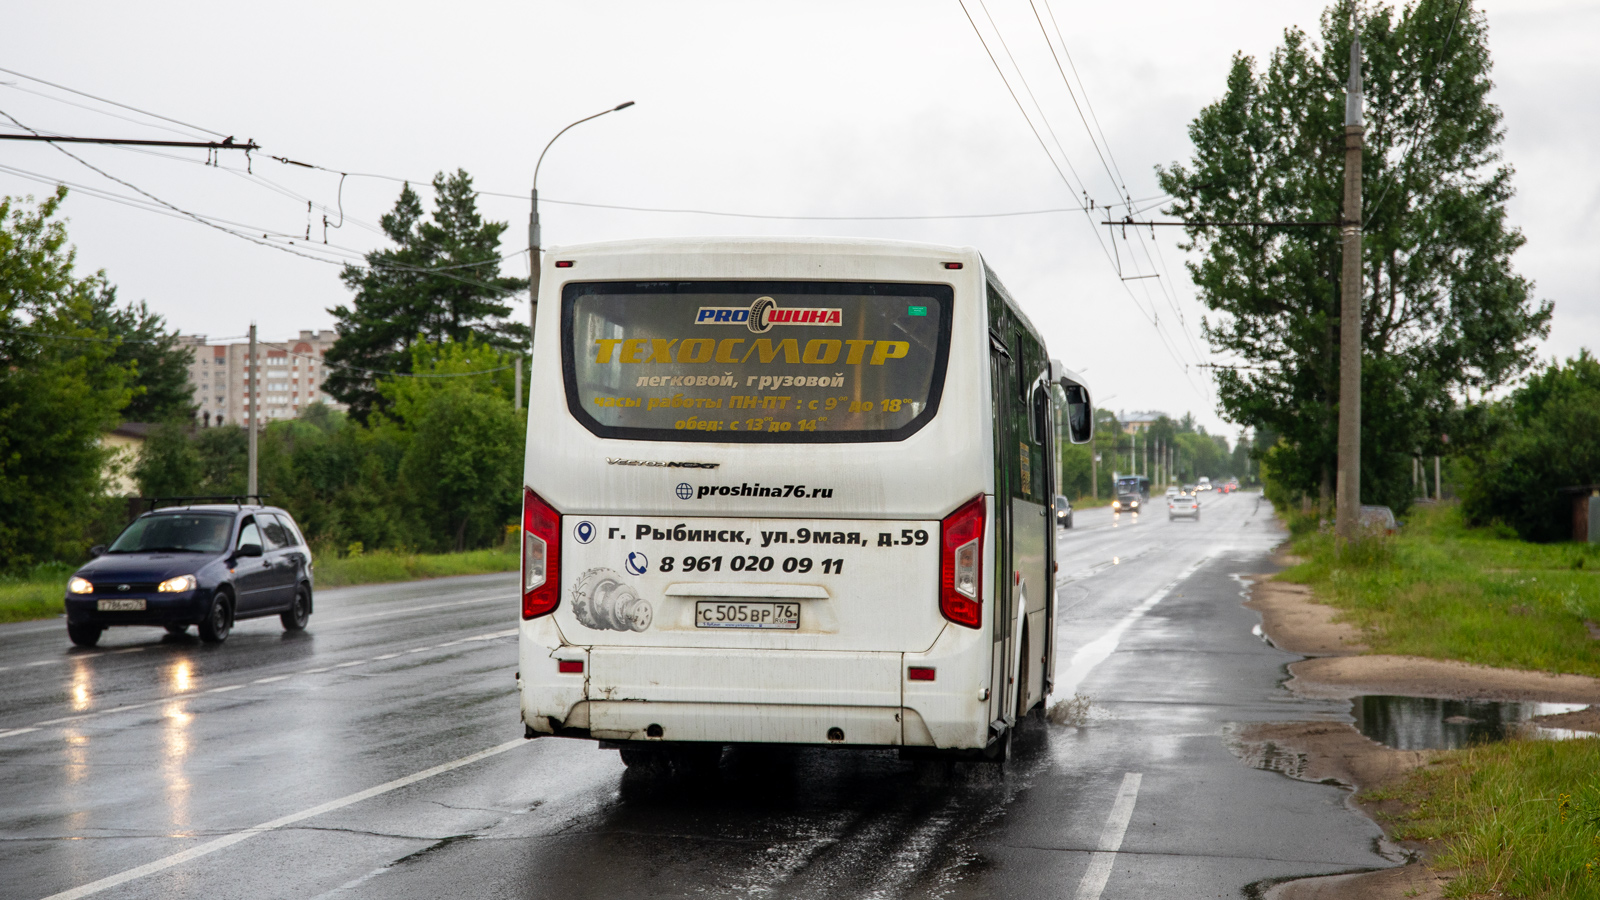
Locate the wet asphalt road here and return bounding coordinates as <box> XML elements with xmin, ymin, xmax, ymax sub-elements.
<box><xmin>0</xmin><ymin>491</ymin><xmax>1394</xmax><ymax>900</ymax></box>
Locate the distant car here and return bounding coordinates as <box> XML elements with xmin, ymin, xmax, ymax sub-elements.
<box><xmin>1358</xmin><ymin>505</ymin><xmax>1399</xmax><ymax>535</ymax></box>
<box><xmin>1053</xmin><ymin>494</ymin><xmax>1074</xmax><ymax>529</ymax></box>
<box><xmin>64</xmin><ymin>504</ymin><xmax>314</xmax><ymax>647</ymax></box>
<box><xmin>1182</xmin><ymin>484</ymin><xmax>1197</xmax><ymax>495</ymax></box>
<box><xmin>1165</xmin><ymin>486</ymin><xmax>1180</xmax><ymax>499</ymax></box>
<box><xmin>1169</xmin><ymin>495</ymin><xmax>1200</xmax><ymax>521</ymax></box>
<box><xmin>1112</xmin><ymin>492</ymin><xmax>1142</xmax><ymax>514</ymax></box>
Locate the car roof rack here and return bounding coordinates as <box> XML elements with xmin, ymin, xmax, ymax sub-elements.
<box><xmin>139</xmin><ymin>495</ymin><xmax>270</xmax><ymax>512</ymax></box>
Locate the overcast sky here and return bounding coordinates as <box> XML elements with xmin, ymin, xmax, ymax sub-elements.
<box><xmin>3</xmin><ymin>0</ymin><xmax>1594</xmax><ymax>437</ymax></box>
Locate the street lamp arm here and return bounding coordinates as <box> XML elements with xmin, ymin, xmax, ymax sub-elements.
<box><xmin>533</xmin><ymin>101</ymin><xmax>635</xmax><ymax>191</ymax></box>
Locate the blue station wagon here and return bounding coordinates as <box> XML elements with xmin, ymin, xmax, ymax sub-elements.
<box><xmin>64</xmin><ymin>504</ymin><xmax>314</xmax><ymax>647</ymax></box>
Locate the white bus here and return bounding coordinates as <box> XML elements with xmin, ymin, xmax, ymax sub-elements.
<box><xmin>518</xmin><ymin>237</ymin><xmax>1092</xmax><ymax>765</ymax></box>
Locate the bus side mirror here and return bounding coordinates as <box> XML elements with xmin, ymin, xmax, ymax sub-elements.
<box><xmin>1061</xmin><ymin>382</ymin><xmax>1093</xmax><ymax>444</ymax></box>
<box><xmin>1049</xmin><ymin>359</ymin><xmax>1093</xmax><ymax>445</ymax></box>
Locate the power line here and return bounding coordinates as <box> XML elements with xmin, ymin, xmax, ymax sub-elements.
<box><xmin>0</xmin><ymin>81</ymin><xmax>211</xmax><ymax>140</ymax></box>
<box><xmin>1026</xmin><ymin>0</ymin><xmax>1121</xmax><ymax>200</ymax></box>
<box><xmin>0</xmin><ymin>65</ymin><xmax>227</xmax><ymax>138</ymax></box>
<box><xmin>973</xmin><ymin>0</ymin><xmax>1090</xmax><ymax>197</ymax></box>
<box><xmin>953</xmin><ymin>0</ymin><xmax>1208</xmax><ymax>400</ymax></box>
<box><xmin>0</xmin><ymin>131</ymin><xmax>527</xmax><ymax>299</ymax></box>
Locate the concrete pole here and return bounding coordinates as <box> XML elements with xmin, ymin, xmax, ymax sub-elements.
<box><xmin>247</xmin><ymin>322</ymin><xmax>258</xmax><ymax>498</ymax></box>
<box><xmin>513</xmin><ymin>354</ymin><xmax>523</xmax><ymax>410</ymax></box>
<box><xmin>1335</xmin><ymin>36</ymin><xmax>1365</xmax><ymax>542</ymax></box>
<box><xmin>1092</xmin><ymin>452</ymin><xmax>1098</xmax><ymax>500</ymax></box>
<box><xmin>528</xmin><ymin>190</ymin><xmax>541</xmax><ymax>355</ymax></box>
<box><xmin>1434</xmin><ymin>456</ymin><xmax>1441</xmax><ymax>502</ymax></box>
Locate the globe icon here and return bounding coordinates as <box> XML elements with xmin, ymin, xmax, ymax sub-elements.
<box><xmin>675</xmin><ymin>482</ymin><xmax>693</xmax><ymax>500</ymax></box>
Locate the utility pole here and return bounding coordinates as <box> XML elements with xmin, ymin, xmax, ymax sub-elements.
<box><xmin>247</xmin><ymin>323</ymin><xmax>258</xmax><ymax>498</ymax></box>
<box><xmin>1092</xmin><ymin>452</ymin><xmax>1099</xmax><ymax>500</ymax></box>
<box><xmin>1434</xmin><ymin>456</ymin><xmax>1441</xmax><ymax>501</ymax></box>
<box><xmin>513</xmin><ymin>355</ymin><xmax>523</xmax><ymax>410</ymax></box>
<box><xmin>1335</xmin><ymin>36</ymin><xmax>1365</xmax><ymax>543</ymax></box>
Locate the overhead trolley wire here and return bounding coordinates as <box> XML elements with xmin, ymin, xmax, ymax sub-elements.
<box><xmin>0</xmin><ymin>65</ymin><xmax>227</xmax><ymax>139</ymax></box>
<box><xmin>953</xmin><ymin>0</ymin><xmax>1209</xmax><ymax>399</ymax></box>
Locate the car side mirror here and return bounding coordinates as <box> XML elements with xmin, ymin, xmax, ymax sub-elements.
<box><xmin>235</xmin><ymin>543</ymin><xmax>263</xmax><ymax>558</ymax></box>
<box><xmin>89</xmin><ymin>544</ymin><xmax>106</xmax><ymax>559</ymax></box>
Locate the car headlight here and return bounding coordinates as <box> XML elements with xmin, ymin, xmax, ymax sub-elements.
<box><xmin>1112</xmin><ymin>501</ymin><xmax>1120</xmax><ymax>509</ymax></box>
<box><xmin>1131</xmin><ymin>500</ymin><xmax>1139</xmax><ymax>507</ymax></box>
<box><xmin>158</xmin><ymin>574</ymin><xmax>197</xmax><ymax>593</ymax></box>
<box><xmin>68</xmin><ymin>576</ymin><xmax>93</xmax><ymax>594</ymax></box>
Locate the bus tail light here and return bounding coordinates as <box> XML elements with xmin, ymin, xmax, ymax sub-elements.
<box><xmin>522</xmin><ymin>489</ymin><xmax>561</xmax><ymax>619</ymax></box>
<box><xmin>939</xmin><ymin>495</ymin><xmax>985</xmax><ymax>628</ymax></box>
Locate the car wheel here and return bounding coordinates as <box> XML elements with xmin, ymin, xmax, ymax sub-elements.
<box><xmin>165</xmin><ymin>624</ymin><xmax>189</xmax><ymax>636</ymax></box>
<box><xmin>198</xmin><ymin>592</ymin><xmax>232</xmax><ymax>643</ymax></box>
<box><xmin>1066</xmin><ymin>513</ymin><xmax>1073</xmax><ymax>529</ymax></box>
<box><xmin>67</xmin><ymin>623</ymin><xmax>102</xmax><ymax>648</ymax></box>
<box><xmin>281</xmin><ymin>585</ymin><xmax>310</xmax><ymax>632</ymax></box>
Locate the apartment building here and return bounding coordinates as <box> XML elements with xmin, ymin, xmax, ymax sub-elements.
<box><xmin>180</xmin><ymin>330</ymin><xmax>345</xmax><ymax>427</ymax></box>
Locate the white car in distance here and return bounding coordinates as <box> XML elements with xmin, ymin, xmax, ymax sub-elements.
<box><xmin>1169</xmin><ymin>494</ymin><xmax>1200</xmax><ymax>521</ymax></box>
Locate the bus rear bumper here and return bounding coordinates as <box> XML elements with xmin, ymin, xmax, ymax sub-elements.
<box><xmin>519</xmin><ymin>626</ymin><xmax>992</xmax><ymax>750</ymax></box>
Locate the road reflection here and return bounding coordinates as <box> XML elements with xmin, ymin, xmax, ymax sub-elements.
<box><xmin>70</xmin><ymin>659</ymin><xmax>92</xmax><ymax>712</ymax></box>
<box><xmin>163</xmin><ymin>701</ymin><xmax>192</xmax><ymax>834</ymax></box>
<box><xmin>168</xmin><ymin>659</ymin><xmax>193</xmax><ymax>694</ymax></box>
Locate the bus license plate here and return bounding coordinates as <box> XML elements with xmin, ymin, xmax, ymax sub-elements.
<box><xmin>694</xmin><ymin>601</ymin><xmax>800</xmax><ymax>630</ymax></box>
<box><xmin>97</xmin><ymin>599</ymin><xmax>146</xmax><ymax>611</ymax></box>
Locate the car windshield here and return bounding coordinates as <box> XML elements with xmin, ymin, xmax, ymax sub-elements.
<box><xmin>1055</xmin><ymin>498</ymin><xmax>1067</xmax><ymax>510</ymax></box>
<box><xmin>107</xmin><ymin>513</ymin><xmax>233</xmax><ymax>554</ymax></box>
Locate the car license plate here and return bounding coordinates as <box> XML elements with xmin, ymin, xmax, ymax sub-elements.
<box><xmin>694</xmin><ymin>601</ymin><xmax>800</xmax><ymax>630</ymax></box>
<box><xmin>97</xmin><ymin>599</ymin><xmax>146</xmax><ymax>611</ymax></box>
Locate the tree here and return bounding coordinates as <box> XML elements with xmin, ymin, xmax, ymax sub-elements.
<box><xmin>133</xmin><ymin>421</ymin><xmax>200</xmax><ymax>498</ymax></box>
<box><xmin>324</xmin><ymin>170</ymin><xmax>528</xmax><ymax>421</ymax></box>
<box><xmin>377</xmin><ymin>339</ymin><xmax>523</xmax><ymax>551</ymax></box>
<box><xmin>89</xmin><ymin>286</ymin><xmax>195</xmax><ymax>422</ymax></box>
<box><xmin>1157</xmin><ymin>0</ymin><xmax>1550</xmax><ymax>514</ymax></box>
<box><xmin>1458</xmin><ymin>353</ymin><xmax>1600</xmax><ymax>542</ymax></box>
<box><xmin>0</xmin><ymin>189</ymin><xmax>134</xmax><ymax>569</ymax></box>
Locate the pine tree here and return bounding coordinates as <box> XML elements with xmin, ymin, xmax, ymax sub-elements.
<box><xmin>324</xmin><ymin>170</ymin><xmax>528</xmax><ymax>420</ymax></box>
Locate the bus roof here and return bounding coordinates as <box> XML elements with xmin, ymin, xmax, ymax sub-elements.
<box><xmin>545</xmin><ymin>235</ymin><xmax>982</xmax><ymax>262</ymax></box>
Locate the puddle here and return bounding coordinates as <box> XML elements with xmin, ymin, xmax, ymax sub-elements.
<box><xmin>1351</xmin><ymin>695</ymin><xmax>1589</xmax><ymax>749</ymax></box>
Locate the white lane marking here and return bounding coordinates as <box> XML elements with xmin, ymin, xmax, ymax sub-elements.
<box><xmin>1073</xmin><ymin>772</ymin><xmax>1143</xmax><ymax>900</ymax></box>
<box><xmin>1</xmin><ymin>626</ymin><xmax>516</xmax><ymax>741</ymax></box>
<box><xmin>38</xmin><ymin>738</ymin><xmax>528</xmax><ymax>900</ymax></box>
<box><xmin>318</xmin><ymin>594</ymin><xmax>514</xmax><ymax>624</ymax></box>
<box><xmin>1054</xmin><ymin>553</ymin><xmax>1211</xmax><ymax>698</ymax></box>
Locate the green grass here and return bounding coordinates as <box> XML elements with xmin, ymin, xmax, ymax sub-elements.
<box><xmin>0</xmin><ymin>562</ymin><xmax>74</xmax><ymax>624</ymax></box>
<box><xmin>312</xmin><ymin>546</ymin><xmax>519</xmax><ymax>588</ymax></box>
<box><xmin>1363</xmin><ymin>736</ymin><xmax>1600</xmax><ymax>899</ymax></box>
<box><xmin>1280</xmin><ymin>503</ymin><xmax>1600</xmax><ymax>677</ymax></box>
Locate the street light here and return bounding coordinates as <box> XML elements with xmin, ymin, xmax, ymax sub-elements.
<box><xmin>528</xmin><ymin>101</ymin><xmax>636</xmax><ymax>346</ymax></box>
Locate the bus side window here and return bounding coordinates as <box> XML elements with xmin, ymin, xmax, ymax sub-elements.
<box><xmin>1031</xmin><ymin>384</ymin><xmax>1049</xmax><ymax>445</ymax></box>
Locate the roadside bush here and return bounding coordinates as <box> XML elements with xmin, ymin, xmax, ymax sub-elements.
<box><xmin>1459</xmin><ymin>352</ymin><xmax>1600</xmax><ymax>542</ymax></box>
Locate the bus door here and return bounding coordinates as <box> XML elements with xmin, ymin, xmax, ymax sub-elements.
<box><xmin>987</xmin><ymin>331</ymin><xmax>1018</xmax><ymax>730</ymax></box>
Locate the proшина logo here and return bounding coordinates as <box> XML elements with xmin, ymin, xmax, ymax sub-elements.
<box><xmin>695</xmin><ymin>296</ymin><xmax>841</xmax><ymax>334</ymax></box>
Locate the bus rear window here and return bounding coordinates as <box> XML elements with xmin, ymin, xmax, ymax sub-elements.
<box><xmin>562</xmin><ymin>281</ymin><xmax>953</xmax><ymax>442</ymax></box>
